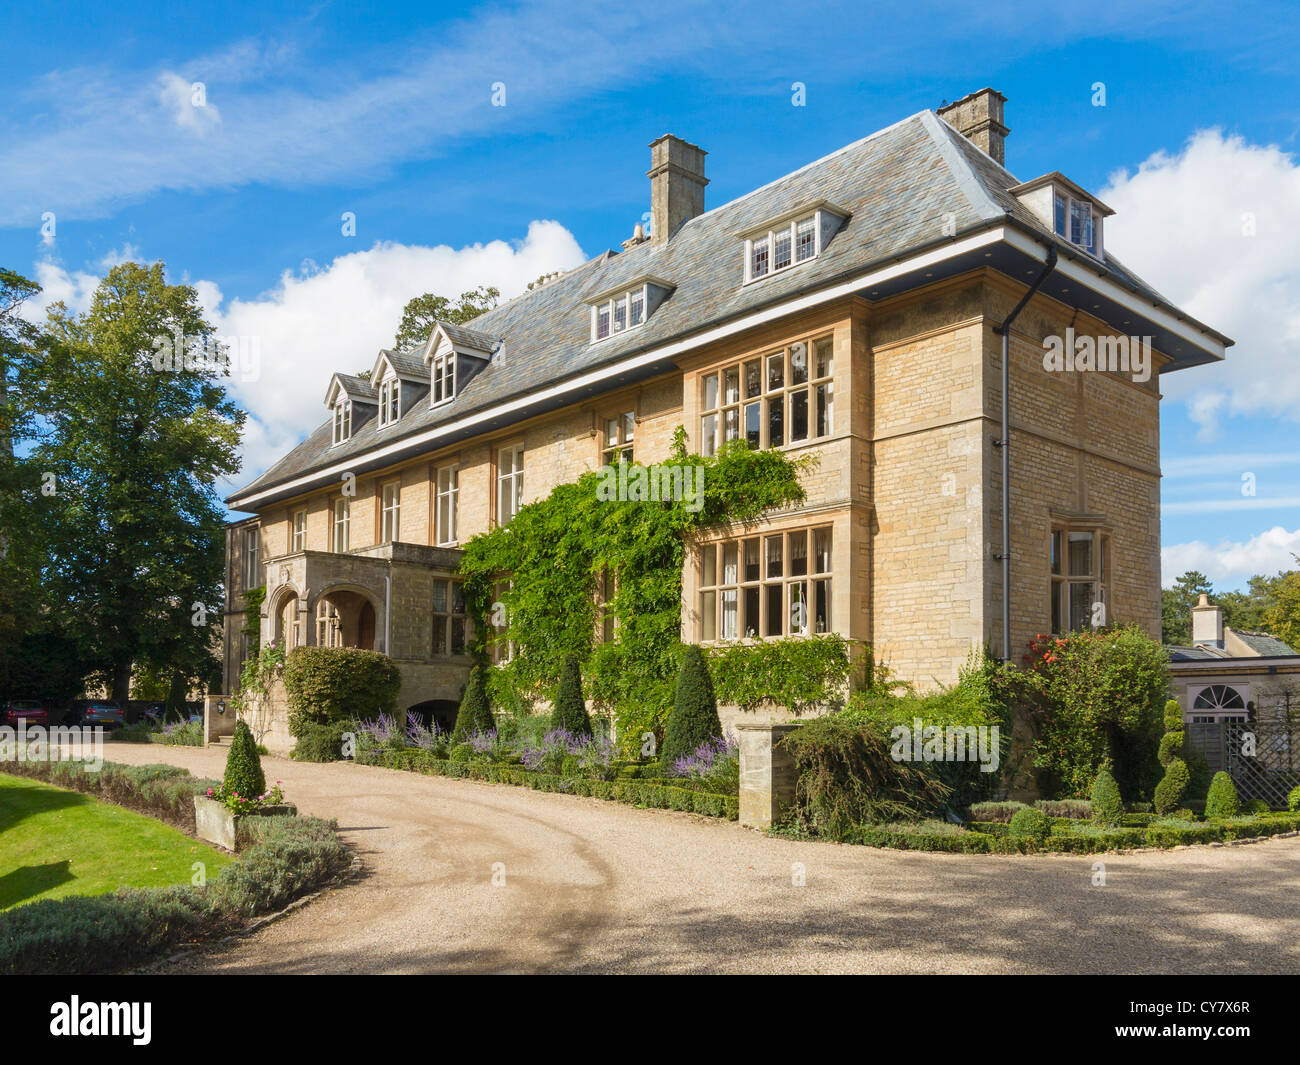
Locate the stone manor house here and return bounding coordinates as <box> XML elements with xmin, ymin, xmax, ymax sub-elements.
<box><xmin>221</xmin><ymin>88</ymin><xmax>1230</xmax><ymax>737</ymax></box>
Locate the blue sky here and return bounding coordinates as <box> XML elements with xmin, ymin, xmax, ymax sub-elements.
<box><xmin>3</xmin><ymin>1</ymin><xmax>1299</xmax><ymax>590</ymax></box>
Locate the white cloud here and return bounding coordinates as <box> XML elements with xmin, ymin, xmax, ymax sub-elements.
<box><xmin>1101</xmin><ymin>130</ymin><xmax>1300</xmax><ymax>425</ymax></box>
<box><xmin>1163</xmin><ymin>525</ymin><xmax>1300</xmax><ymax>586</ymax></box>
<box><xmin>24</xmin><ymin>220</ymin><xmax>586</xmax><ymax>496</ymax></box>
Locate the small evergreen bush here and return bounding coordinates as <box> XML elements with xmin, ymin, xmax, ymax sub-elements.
<box><xmin>224</xmin><ymin>720</ymin><xmax>266</xmax><ymax>799</ymax></box>
<box><xmin>1090</xmin><ymin>767</ymin><xmax>1124</xmax><ymax>827</ymax></box>
<box><xmin>549</xmin><ymin>654</ymin><xmax>592</xmax><ymax>737</ymax></box>
<box><xmin>1158</xmin><ymin>730</ymin><xmax>1187</xmax><ymax>767</ymax></box>
<box><xmin>451</xmin><ymin>665</ymin><xmax>495</xmax><ymax>742</ymax></box>
<box><xmin>1204</xmin><ymin>771</ymin><xmax>1241</xmax><ymax>819</ymax></box>
<box><xmin>1164</xmin><ymin>699</ymin><xmax>1184</xmax><ymax>731</ymax></box>
<box><xmin>661</xmin><ymin>645</ymin><xmax>722</xmax><ymax>769</ymax></box>
<box><xmin>1008</xmin><ymin>807</ymin><xmax>1050</xmax><ymax>842</ymax></box>
<box><xmin>1243</xmin><ymin>798</ymin><xmax>1269</xmax><ymax>815</ymax></box>
<box><xmin>1289</xmin><ymin>785</ymin><xmax>1300</xmax><ymax>813</ymax></box>
<box><xmin>1153</xmin><ymin>758</ymin><xmax>1190</xmax><ymax>815</ymax></box>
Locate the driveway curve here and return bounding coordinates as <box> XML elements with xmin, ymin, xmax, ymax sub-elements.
<box><xmin>102</xmin><ymin>743</ymin><xmax>1300</xmax><ymax>974</ymax></box>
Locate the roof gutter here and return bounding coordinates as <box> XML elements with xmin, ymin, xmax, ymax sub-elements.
<box><xmin>992</xmin><ymin>244</ymin><xmax>1057</xmax><ymax>664</ymax></box>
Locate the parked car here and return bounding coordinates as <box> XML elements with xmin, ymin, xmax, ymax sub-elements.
<box><xmin>2</xmin><ymin>699</ymin><xmax>48</xmax><ymax>728</ymax></box>
<box><xmin>66</xmin><ymin>700</ymin><xmax>126</xmax><ymax>730</ymax></box>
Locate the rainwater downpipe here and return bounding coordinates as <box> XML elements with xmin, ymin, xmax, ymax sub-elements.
<box><xmin>992</xmin><ymin>244</ymin><xmax>1057</xmax><ymax>664</ymax></box>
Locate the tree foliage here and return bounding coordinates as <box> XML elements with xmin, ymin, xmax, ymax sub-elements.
<box><xmin>392</xmin><ymin>286</ymin><xmax>499</xmax><ymax>351</ymax></box>
<box><xmin>30</xmin><ymin>262</ymin><xmax>244</xmax><ymax>699</ymax></box>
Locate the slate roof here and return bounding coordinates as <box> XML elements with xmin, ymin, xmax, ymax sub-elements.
<box><xmin>229</xmin><ymin>109</ymin><xmax>1227</xmax><ymax>508</ymax></box>
<box><xmin>377</xmin><ymin>349</ymin><xmax>428</xmax><ymax>380</ymax></box>
<box><xmin>1233</xmin><ymin>630</ymin><xmax>1299</xmax><ymax>657</ymax></box>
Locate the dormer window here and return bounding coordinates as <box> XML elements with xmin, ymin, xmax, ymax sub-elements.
<box><xmin>431</xmin><ymin>350</ymin><xmax>455</xmax><ymax>404</ymax></box>
<box><xmin>332</xmin><ymin>400</ymin><xmax>352</xmax><ymax>445</ymax></box>
<box><xmin>587</xmin><ymin>276</ymin><xmax>672</xmax><ymax>344</ymax></box>
<box><xmin>593</xmin><ymin>285</ymin><xmax>647</xmax><ymax>341</ymax></box>
<box><xmin>378</xmin><ymin>377</ymin><xmax>401</xmax><ymax>427</ymax></box>
<box><xmin>740</xmin><ymin>203</ymin><xmax>848</xmax><ymax>284</ymax></box>
<box><xmin>1009</xmin><ymin>174</ymin><xmax>1110</xmax><ymax>260</ymax></box>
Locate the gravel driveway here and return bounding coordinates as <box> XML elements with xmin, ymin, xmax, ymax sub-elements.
<box><xmin>103</xmin><ymin>743</ymin><xmax>1300</xmax><ymax>974</ymax></box>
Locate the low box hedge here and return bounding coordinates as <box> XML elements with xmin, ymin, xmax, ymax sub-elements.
<box><xmin>357</xmin><ymin>746</ymin><xmax>739</xmax><ymax>820</ymax></box>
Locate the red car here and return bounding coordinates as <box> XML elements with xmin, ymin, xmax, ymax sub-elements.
<box><xmin>3</xmin><ymin>700</ymin><xmax>49</xmax><ymax>728</ymax></box>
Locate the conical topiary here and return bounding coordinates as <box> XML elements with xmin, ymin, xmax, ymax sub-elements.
<box><xmin>451</xmin><ymin>665</ymin><xmax>495</xmax><ymax>742</ymax></box>
<box><xmin>661</xmin><ymin>645</ymin><xmax>722</xmax><ymax>770</ymax></box>
<box><xmin>1204</xmin><ymin>770</ymin><xmax>1241</xmax><ymax>819</ymax></box>
<box><xmin>1163</xmin><ymin>699</ymin><xmax>1184</xmax><ymax>731</ymax></box>
<box><xmin>1090</xmin><ymin>765</ymin><xmax>1124</xmax><ymax>826</ymax></box>
<box><xmin>550</xmin><ymin>654</ymin><xmax>592</xmax><ymax>737</ymax></box>
<box><xmin>224</xmin><ymin>719</ymin><xmax>266</xmax><ymax>799</ymax></box>
<box><xmin>1153</xmin><ymin>758</ymin><xmax>1190</xmax><ymax>815</ymax></box>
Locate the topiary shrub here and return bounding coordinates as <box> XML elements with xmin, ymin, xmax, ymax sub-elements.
<box><xmin>1158</xmin><ymin>730</ymin><xmax>1187</xmax><ymax>767</ymax></box>
<box><xmin>1164</xmin><ymin>699</ymin><xmax>1184</xmax><ymax>731</ymax></box>
<box><xmin>451</xmin><ymin>665</ymin><xmax>495</xmax><ymax>743</ymax></box>
<box><xmin>448</xmin><ymin>743</ymin><xmax>474</xmax><ymax>763</ymax></box>
<box><xmin>549</xmin><ymin>654</ymin><xmax>592</xmax><ymax>737</ymax></box>
<box><xmin>224</xmin><ymin>720</ymin><xmax>266</xmax><ymax>799</ymax></box>
<box><xmin>1153</xmin><ymin>758</ymin><xmax>1190</xmax><ymax>815</ymax></box>
<box><xmin>1090</xmin><ymin>767</ymin><xmax>1124</xmax><ymax>827</ymax></box>
<box><xmin>1204</xmin><ymin>771</ymin><xmax>1241</xmax><ymax>819</ymax></box>
<box><xmin>661</xmin><ymin>645</ymin><xmax>722</xmax><ymax>770</ymax></box>
<box><xmin>282</xmin><ymin>646</ymin><xmax>402</xmax><ymax>760</ymax></box>
<box><xmin>1008</xmin><ymin>806</ymin><xmax>1050</xmax><ymax>842</ymax></box>
<box><xmin>1289</xmin><ymin>785</ymin><xmax>1300</xmax><ymax>813</ymax></box>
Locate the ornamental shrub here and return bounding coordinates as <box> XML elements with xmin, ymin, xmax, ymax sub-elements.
<box><xmin>1289</xmin><ymin>785</ymin><xmax>1300</xmax><ymax>813</ymax></box>
<box><xmin>1158</xmin><ymin>730</ymin><xmax>1187</xmax><ymax>767</ymax></box>
<box><xmin>1153</xmin><ymin>758</ymin><xmax>1190</xmax><ymax>815</ymax></box>
<box><xmin>661</xmin><ymin>645</ymin><xmax>722</xmax><ymax>770</ymax></box>
<box><xmin>550</xmin><ymin>654</ymin><xmax>592</xmax><ymax>737</ymax></box>
<box><xmin>1008</xmin><ymin>807</ymin><xmax>1050</xmax><ymax>842</ymax></box>
<box><xmin>1243</xmin><ymin>798</ymin><xmax>1269</xmax><ymax>815</ymax></box>
<box><xmin>1090</xmin><ymin>767</ymin><xmax>1124</xmax><ymax>826</ymax></box>
<box><xmin>451</xmin><ymin>665</ymin><xmax>495</xmax><ymax>743</ymax></box>
<box><xmin>777</xmin><ymin>716</ymin><xmax>951</xmax><ymax>839</ymax></box>
<box><xmin>224</xmin><ymin>720</ymin><xmax>266</xmax><ymax>799</ymax></box>
<box><xmin>282</xmin><ymin>646</ymin><xmax>402</xmax><ymax>742</ymax></box>
<box><xmin>1164</xmin><ymin>699</ymin><xmax>1184</xmax><ymax>731</ymax></box>
<box><xmin>1204</xmin><ymin>771</ymin><xmax>1241</xmax><ymax>819</ymax></box>
<box><xmin>1009</xmin><ymin>627</ymin><xmax>1167</xmax><ymax>801</ymax></box>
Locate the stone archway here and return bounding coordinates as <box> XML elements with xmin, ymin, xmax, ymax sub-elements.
<box><xmin>314</xmin><ymin>586</ymin><xmax>381</xmax><ymax>650</ymax></box>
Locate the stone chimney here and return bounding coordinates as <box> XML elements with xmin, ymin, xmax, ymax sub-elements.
<box><xmin>647</xmin><ymin>135</ymin><xmax>707</xmax><ymax>244</ymax></box>
<box><xmin>937</xmin><ymin>88</ymin><xmax>1009</xmax><ymax>165</ymax></box>
<box><xmin>1191</xmin><ymin>593</ymin><xmax>1225</xmax><ymax>649</ymax></box>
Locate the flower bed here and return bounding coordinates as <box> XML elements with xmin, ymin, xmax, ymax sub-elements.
<box><xmin>355</xmin><ymin>745</ymin><xmax>739</xmax><ymax>820</ymax></box>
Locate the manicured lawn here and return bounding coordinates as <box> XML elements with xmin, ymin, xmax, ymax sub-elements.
<box><xmin>0</xmin><ymin>772</ymin><xmax>231</xmax><ymax>910</ymax></box>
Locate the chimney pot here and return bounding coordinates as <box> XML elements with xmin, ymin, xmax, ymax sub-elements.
<box><xmin>647</xmin><ymin>135</ymin><xmax>708</xmax><ymax>243</ymax></box>
<box><xmin>937</xmin><ymin>88</ymin><xmax>1009</xmax><ymax>165</ymax></box>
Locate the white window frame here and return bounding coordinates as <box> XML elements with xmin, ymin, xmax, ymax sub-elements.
<box><xmin>244</xmin><ymin>528</ymin><xmax>260</xmax><ymax>588</ymax></box>
<box><xmin>333</xmin><ymin>497</ymin><xmax>351</xmax><ymax>553</ymax></box>
<box><xmin>436</xmin><ymin>465</ymin><xmax>459</xmax><ymax>546</ymax></box>
<box><xmin>291</xmin><ymin>509</ymin><xmax>306</xmax><ymax>553</ymax></box>
<box><xmin>1053</xmin><ymin>190</ymin><xmax>1100</xmax><ymax>257</ymax></box>
<box><xmin>699</xmin><ymin>526</ymin><xmax>833</xmax><ymax>642</ymax></box>
<box><xmin>380</xmin><ymin>481</ymin><xmax>401</xmax><ymax>543</ymax></box>
<box><xmin>590</xmin><ymin>284</ymin><xmax>649</xmax><ymax>343</ymax></box>
<box><xmin>497</xmin><ymin>446</ymin><xmax>524</xmax><ymax>526</ymax></box>
<box><xmin>331</xmin><ymin>399</ymin><xmax>352</xmax><ymax>445</ymax></box>
<box><xmin>601</xmin><ymin>411</ymin><xmax>635</xmax><ymax>465</ymax></box>
<box><xmin>699</xmin><ymin>334</ymin><xmax>834</xmax><ymax>456</ymax></box>
<box><xmin>1050</xmin><ymin>527</ymin><xmax>1108</xmax><ymax>633</ymax></box>
<box><xmin>744</xmin><ymin>211</ymin><xmax>821</xmax><ymax>284</ymax></box>
<box><xmin>378</xmin><ymin>376</ymin><xmax>401</xmax><ymax>428</ymax></box>
<box><xmin>431</xmin><ymin>351</ymin><xmax>455</xmax><ymax>406</ymax></box>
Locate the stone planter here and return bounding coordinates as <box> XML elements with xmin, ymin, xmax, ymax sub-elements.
<box><xmin>193</xmin><ymin>795</ymin><xmax>298</xmax><ymax>851</ymax></box>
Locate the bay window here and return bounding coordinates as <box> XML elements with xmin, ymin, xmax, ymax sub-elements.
<box><xmin>699</xmin><ymin>526</ymin><xmax>833</xmax><ymax>641</ymax></box>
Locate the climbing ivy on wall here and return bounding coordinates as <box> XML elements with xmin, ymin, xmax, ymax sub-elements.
<box><xmin>460</xmin><ymin>430</ymin><xmax>850</xmax><ymax>747</ymax></box>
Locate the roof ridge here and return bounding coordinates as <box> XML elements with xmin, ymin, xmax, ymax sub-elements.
<box><xmin>917</xmin><ymin>109</ymin><xmax>1007</xmax><ymax>222</ymax></box>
